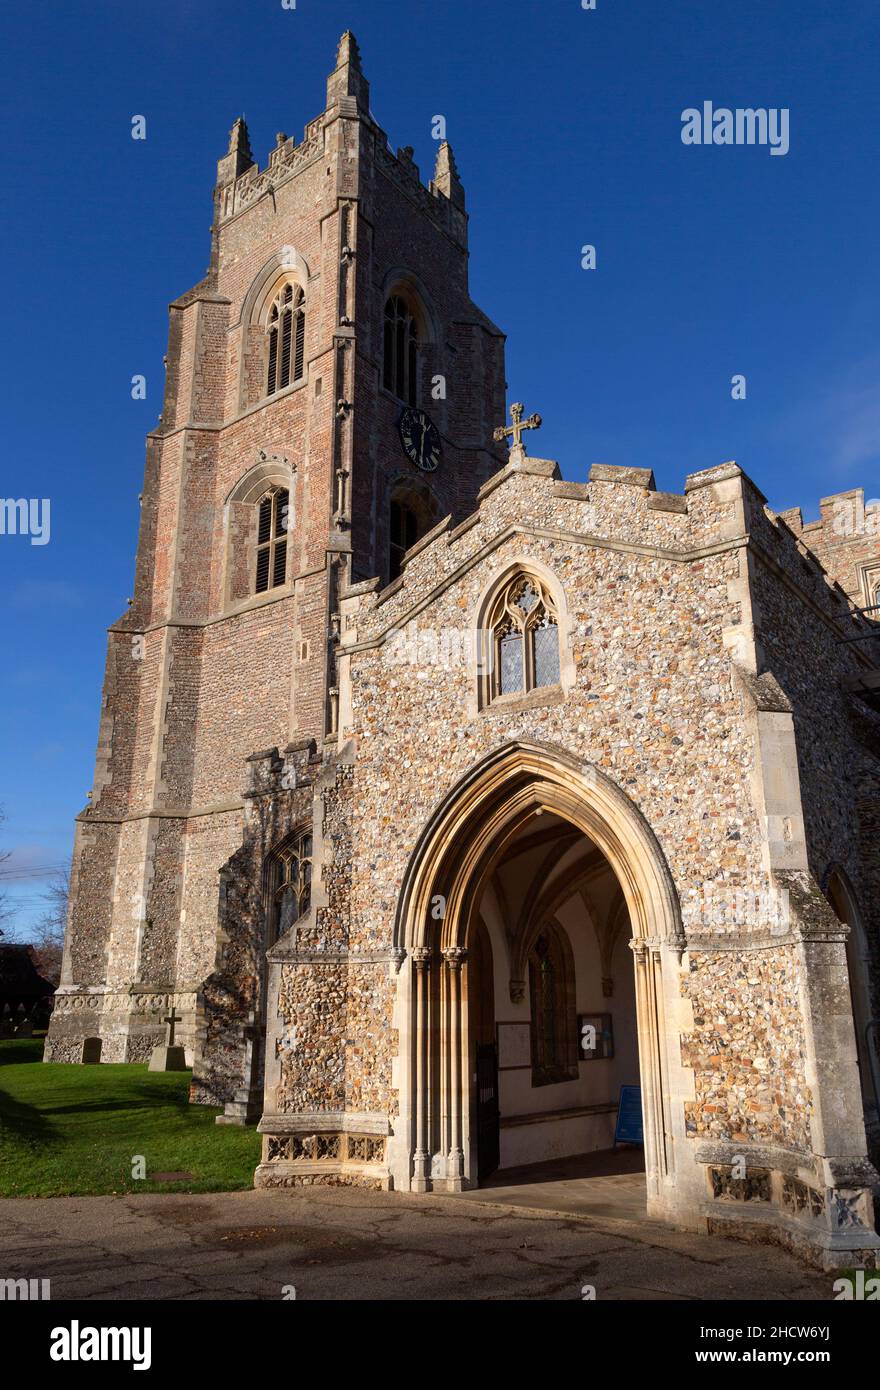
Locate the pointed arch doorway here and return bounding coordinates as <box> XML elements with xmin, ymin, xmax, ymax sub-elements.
<box><xmin>392</xmin><ymin>743</ymin><xmax>687</xmax><ymax>1221</ymax></box>
<box><xmin>465</xmin><ymin>814</ymin><xmax>642</xmax><ymax>1186</ymax></box>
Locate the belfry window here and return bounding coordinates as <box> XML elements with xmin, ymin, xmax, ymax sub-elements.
<box><xmin>387</xmin><ymin>480</ymin><xmax>438</xmax><ymax>584</ymax></box>
<box><xmin>390</xmin><ymin>499</ymin><xmax>419</xmax><ymax>581</ymax></box>
<box><xmin>486</xmin><ymin>574</ymin><xmax>561</xmax><ymax>701</ymax></box>
<box><xmin>383</xmin><ymin>295</ymin><xmax>419</xmax><ymax>405</ymax></box>
<box><xmin>266</xmin><ymin>284</ymin><xmax>305</xmax><ymax>396</ymax></box>
<box><xmin>255</xmin><ymin>487</ymin><xmax>289</xmax><ymax>594</ymax></box>
<box><xmin>271</xmin><ymin>831</ymin><xmax>312</xmax><ymax>943</ymax></box>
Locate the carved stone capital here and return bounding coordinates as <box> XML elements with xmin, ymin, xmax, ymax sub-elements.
<box><xmin>442</xmin><ymin>946</ymin><xmax>468</xmax><ymax>970</ymax></box>
<box><xmin>411</xmin><ymin>947</ymin><xmax>433</xmax><ymax>970</ymax></box>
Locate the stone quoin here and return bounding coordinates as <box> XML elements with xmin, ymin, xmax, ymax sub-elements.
<box><xmin>46</xmin><ymin>33</ymin><xmax>880</xmax><ymax>1270</ymax></box>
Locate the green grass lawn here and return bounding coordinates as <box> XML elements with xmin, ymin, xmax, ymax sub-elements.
<box><xmin>0</xmin><ymin>1039</ymin><xmax>261</xmax><ymax>1197</ymax></box>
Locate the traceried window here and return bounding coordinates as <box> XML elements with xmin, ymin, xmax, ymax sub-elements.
<box><xmin>528</xmin><ymin>927</ymin><xmax>576</xmax><ymax>1087</ymax></box>
<box><xmin>266</xmin><ymin>284</ymin><xmax>305</xmax><ymax>396</ymax></box>
<box><xmin>383</xmin><ymin>294</ymin><xmax>419</xmax><ymax>405</ymax></box>
<box><xmin>486</xmin><ymin>574</ymin><xmax>561</xmax><ymax>701</ymax></box>
<box><xmin>271</xmin><ymin>832</ymin><xmax>312</xmax><ymax>944</ymax></box>
<box><xmin>255</xmin><ymin>487</ymin><xmax>289</xmax><ymax>594</ymax></box>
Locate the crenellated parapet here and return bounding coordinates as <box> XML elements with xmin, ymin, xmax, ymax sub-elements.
<box><xmin>777</xmin><ymin>488</ymin><xmax>880</xmax><ymax>612</ymax></box>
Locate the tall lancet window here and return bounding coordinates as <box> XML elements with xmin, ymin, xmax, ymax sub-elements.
<box><xmin>255</xmin><ymin>487</ymin><xmax>289</xmax><ymax>593</ymax></box>
<box><xmin>486</xmin><ymin>573</ymin><xmax>561</xmax><ymax>702</ymax></box>
<box><xmin>383</xmin><ymin>295</ymin><xmax>419</xmax><ymax>405</ymax></box>
<box><xmin>266</xmin><ymin>284</ymin><xmax>305</xmax><ymax>396</ymax></box>
<box><xmin>271</xmin><ymin>832</ymin><xmax>313</xmax><ymax>944</ymax></box>
<box><xmin>528</xmin><ymin>926</ymin><xmax>576</xmax><ymax>1087</ymax></box>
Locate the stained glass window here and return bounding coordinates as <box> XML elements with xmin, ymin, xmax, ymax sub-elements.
<box><xmin>533</xmin><ymin>619</ymin><xmax>561</xmax><ymax>687</ymax></box>
<box><xmin>528</xmin><ymin>928</ymin><xmax>575</xmax><ymax>1086</ymax></box>
<box><xmin>271</xmin><ymin>832</ymin><xmax>312</xmax><ymax>943</ymax></box>
<box><xmin>486</xmin><ymin>573</ymin><xmax>561</xmax><ymax>703</ymax></box>
<box><xmin>500</xmin><ymin>630</ymin><xmax>524</xmax><ymax>694</ymax></box>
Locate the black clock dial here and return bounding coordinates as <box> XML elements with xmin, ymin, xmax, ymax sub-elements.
<box><xmin>398</xmin><ymin>407</ymin><xmax>442</xmax><ymax>472</ymax></box>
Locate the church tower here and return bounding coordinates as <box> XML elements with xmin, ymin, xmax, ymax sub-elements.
<box><xmin>45</xmin><ymin>33</ymin><xmax>507</xmax><ymax>1102</ymax></box>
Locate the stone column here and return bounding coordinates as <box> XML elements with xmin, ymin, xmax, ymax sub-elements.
<box><xmin>443</xmin><ymin>946</ymin><xmax>467</xmax><ymax>1188</ymax></box>
<box><xmin>411</xmin><ymin>947</ymin><xmax>432</xmax><ymax>1191</ymax></box>
<box><xmin>630</xmin><ymin>937</ymin><xmax>667</xmax><ymax>1205</ymax></box>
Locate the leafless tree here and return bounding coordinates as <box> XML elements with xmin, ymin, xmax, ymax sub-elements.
<box><xmin>32</xmin><ymin>863</ymin><xmax>70</xmax><ymax>985</ymax></box>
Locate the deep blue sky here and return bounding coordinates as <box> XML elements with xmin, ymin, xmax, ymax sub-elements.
<box><xmin>1</xmin><ymin>0</ymin><xmax>878</xmax><ymax>937</ymax></box>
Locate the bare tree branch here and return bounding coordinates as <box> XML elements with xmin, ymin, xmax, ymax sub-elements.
<box><xmin>31</xmin><ymin>862</ymin><xmax>70</xmax><ymax>985</ymax></box>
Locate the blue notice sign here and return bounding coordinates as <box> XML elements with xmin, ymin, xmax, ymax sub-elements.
<box><xmin>613</xmin><ymin>1084</ymin><xmax>644</xmax><ymax>1146</ymax></box>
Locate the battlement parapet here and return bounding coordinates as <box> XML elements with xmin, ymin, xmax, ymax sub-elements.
<box><xmin>769</xmin><ymin>488</ymin><xmax>880</xmax><ymax>609</ymax></box>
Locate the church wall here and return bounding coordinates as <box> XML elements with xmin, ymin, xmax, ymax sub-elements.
<box><xmin>187</xmin><ymin>601</ymin><xmax>298</xmax><ymax>807</ymax></box>
<box><xmin>741</xmin><ymin>486</ymin><xmax>880</xmax><ymax>1163</ymax></box>
<box><xmin>746</xmin><ymin>488</ymin><xmax>879</xmax><ymax>897</ymax></box>
<box><xmin>258</xmin><ymin>463</ymin><xmax>819</xmax><ymax>1189</ymax></box>
<box><xmin>258</xmin><ymin>457</ymin><xmax>877</xmax><ymax>1261</ymax></box>
<box><xmin>348</xmin><ymin>139</ymin><xmax>506</xmax><ymax>583</ymax></box>
<box><xmin>780</xmin><ymin>489</ymin><xmax>880</xmax><ymax>608</ymax></box>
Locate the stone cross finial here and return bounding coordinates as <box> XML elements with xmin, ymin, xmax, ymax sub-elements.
<box><xmin>494</xmin><ymin>402</ymin><xmax>542</xmax><ymax>456</ymax></box>
<box><xmin>163</xmin><ymin>1007</ymin><xmax>182</xmax><ymax>1046</ymax></box>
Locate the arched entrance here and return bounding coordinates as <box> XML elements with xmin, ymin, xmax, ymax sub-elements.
<box><xmin>392</xmin><ymin>742</ymin><xmax>687</xmax><ymax>1219</ymax></box>
<box><xmin>463</xmin><ymin>813</ymin><xmax>641</xmax><ymax>1183</ymax></box>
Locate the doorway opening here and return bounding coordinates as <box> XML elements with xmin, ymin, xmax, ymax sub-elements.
<box><xmin>395</xmin><ymin>742</ymin><xmax>682</xmax><ymax>1212</ymax></box>
<box><xmin>465</xmin><ymin>812</ymin><xmax>643</xmax><ymax>1185</ymax></box>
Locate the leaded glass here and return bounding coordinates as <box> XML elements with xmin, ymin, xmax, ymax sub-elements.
<box><xmin>533</xmin><ymin>620</ymin><xmax>561</xmax><ymax>687</ymax></box>
<box><xmin>499</xmin><ymin>631</ymin><xmax>523</xmax><ymax>694</ymax></box>
<box><xmin>514</xmin><ymin>581</ymin><xmax>540</xmax><ymax>615</ymax></box>
<box><xmin>272</xmin><ymin>832</ymin><xmax>312</xmax><ymax>941</ymax></box>
<box><xmin>540</xmin><ymin>953</ymin><xmax>557</xmax><ymax>1069</ymax></box>
<box><xmin>486</xmin><ymin>571</ymin><xmax>561</xmax><ymax>705</ymax></box>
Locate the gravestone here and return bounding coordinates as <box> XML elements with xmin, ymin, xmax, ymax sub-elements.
<box><xmin>148</xmin><ymin>1008</ymin><xmax>188</xmax><ymax>1072</ymax></box>
<box><xmin>81</xmin><ymin>1037</ymin><xmax>102</xmax><ymax>1064</ymax></box>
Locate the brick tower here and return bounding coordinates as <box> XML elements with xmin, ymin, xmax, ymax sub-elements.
<box><xmin>46</xmin><ymin>33</ymin><xmax>507</xmax><ymax>1111</ymax></box>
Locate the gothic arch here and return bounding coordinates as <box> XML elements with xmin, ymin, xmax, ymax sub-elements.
<box><xmin>237</xmin><ymin>253</ymin><xmax>311</xmax><ymax>410</ymax></box>
<box><xmin>471</xmin><ymin>557</ymin><xmax>576</xmax><ymax>709</ymax></box>
<box><xmin>395</xmin><ymin>741</ymin><xmax>683</xmax><ymax>955</ymax></box>
<box><xmin>392</xmin><ymin>740</ymin><xmax>686</xmax><ymax>1203</ymax></box>
<box><xmin>264</xmin><ymin>825</ymin><xmax>313</xmax><ymax>947</ymax></box>
<box><xmin>387</xmin><ymin>471</ymin><xmax>441</xmax><ymax>581</ymax></box>
<box><xmin>238</xmin><ymin>250</ymin><xmax>312</xmax><ymax>328</ymax></box>
<box><xmin>221</xmin><ymin>459</ymin><xmax>297</xmax><ymax>609</ymax></box>
<box><xmin>225</xmin><ymin>458</ymin><xmax>296</xmax><ymax>507</ymax></box>
<box><xmin>379</xmin><ymin>267</ymin><xmax>438</xmax><ymax>346</ymax></box>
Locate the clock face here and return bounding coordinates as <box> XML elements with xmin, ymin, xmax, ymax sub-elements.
<box><xmin>398</xmin><ymin>407</ymin><xmax>442</xmax><ymax>472</ymax></box>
